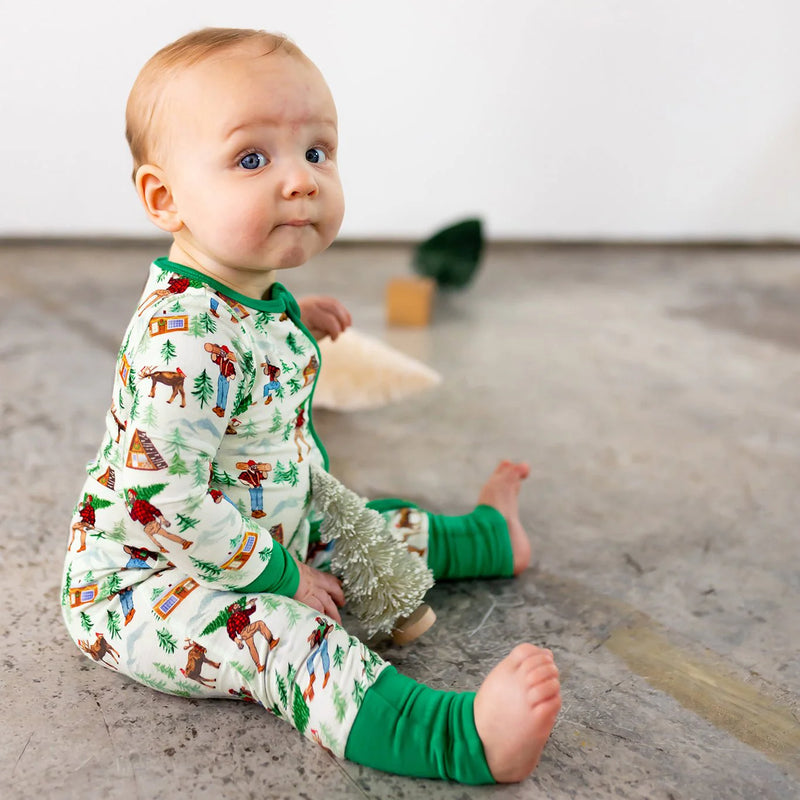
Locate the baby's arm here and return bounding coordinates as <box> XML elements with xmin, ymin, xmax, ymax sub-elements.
<box><xmin>118</xmin><ymin>307</ymin><xmax>292</xmax><ymax>594</ymax></box>
<box><xmin>297</xmin><ymin>295</ymin><xmax>351</xmax><ymax>341</ymax></box>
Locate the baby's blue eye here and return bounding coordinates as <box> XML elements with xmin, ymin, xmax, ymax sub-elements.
<box><xmin>306</xmin><ymin>148</ymin><xmax>327</xmax><ymax>164</ymax></box>
<box><xmin>240</xmin><ymin>152</ymin><xmax>267</xmax><ymax>170</ymax></box>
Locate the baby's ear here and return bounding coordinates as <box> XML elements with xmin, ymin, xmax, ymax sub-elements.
<box><xmin>135</xmin><ymin>164</ymin><xmax>182</xmax><ymax>233</ymax></box>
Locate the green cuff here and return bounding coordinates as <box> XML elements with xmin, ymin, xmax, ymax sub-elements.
<box><xmin>345</xmin><ymin>665</ymin><xmax>494</xmax><ymax>784</ymax></box>
<box><xmin>427</xmin><ymin>504</ymin><xmax>513</xmax><ymax>580</ymax></box>
<box><xmin>239</xmin><ymin>540</ymin><xmax>300</xmax><ymax>596</ymax></box>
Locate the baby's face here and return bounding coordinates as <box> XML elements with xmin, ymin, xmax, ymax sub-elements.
<box><xmin>159</xmin><ymin>43</ymin><xmax>344</xmax><ymax>282</ymax></box>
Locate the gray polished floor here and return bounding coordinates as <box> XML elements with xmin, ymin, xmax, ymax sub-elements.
<box><xmin>1</xmin><ymin>241</ymin><xmax>798</xmax><ymax>799</ymax></box>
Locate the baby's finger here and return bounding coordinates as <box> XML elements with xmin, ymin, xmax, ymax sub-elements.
<box><xmin>321</xmin><ymin>572</ymin><xmax>345</xmax><ymax>606</ymax></box>
<box><xmin>328</xmin><ymin>299</ymin><xmax>352</xmax><ymax>331</ymax></box>
<box><xmin>322</xmin><ymin>594</ymin><xmax>342</xmax><ymax>623</ymax></box>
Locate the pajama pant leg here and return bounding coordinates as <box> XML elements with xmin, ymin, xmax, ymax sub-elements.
<box><xmin>340</xmin><ymin>498</ymin><xmax>515</xmax><ymax>782</ymax></box>
<box><xmin>64</xmin><ymin>568</ymin><xmax>389</xmax><ymax>758</ymax></box>
<box><xmin>365</xmin><ymin>499</ymin><xmax>514</xmax><ymax>580</ymax></box>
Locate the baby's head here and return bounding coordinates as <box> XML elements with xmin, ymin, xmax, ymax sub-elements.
<box><xmin>126</xmin><ymin>28</ymin><xmax>345</xmax><ymax>281</ymax></box>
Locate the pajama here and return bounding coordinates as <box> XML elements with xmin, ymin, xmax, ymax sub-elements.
<box><xmin>61</xmin><ymin>258</ymin><xmax>512</xmax><ymax>779</ymax></box>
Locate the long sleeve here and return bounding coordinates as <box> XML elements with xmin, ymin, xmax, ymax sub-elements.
<box><xmin>113</xmin><ymin>281</ymin><xmax>298</xmax><ymax>593</ymax></box>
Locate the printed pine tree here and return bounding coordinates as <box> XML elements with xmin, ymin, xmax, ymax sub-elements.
<box><xmin>268</xmin><ymin>411</ymin><xmax>284</xmax><ymax>434</ymax></box>
<box><xmin>165</xmin><ymin>427</ymin><xmax>188</xmax><ymax>456</ymax></box>
<box><xmin>150</xmin><ymin>586</ymin><xmax>165</xmax><ymax>602</ymax></box>
<box><xmin>136</xmin><ymin>672</ymin><xmax>169</xmax><ymax>693</ymax></box>
<box><xmin>154</xmin><ymin>662</ymin><xmax>177</xmax><ymax>680</ymax></box>
<box><xmin>211</xmin><ymin>462</ymin><xmax>237</xmax><ymax>486</ymax></box>
<box><xmin>160</xmin><ymin>339</ymin><xmax>177</xmax><ymax>364</ymax></box>
<box><xmin>80</xmin><ymin>611</ymin><xmax>93</xmax><ymax>633</ymax></box>
<box><xmin>141</xmin><ymin>403</ymin><xmax>159</xmax><ymax>428</ymax></box>
<box><xmin>239</xmin><ymin>420</ymin><xmax>258</xmax><ymax>438</ymax></box>
<box><xmin>319</xmin><ymin>722</ymin><xmax>338</xmax><ymax>753</ymax></box>
<box><xmin>272</xmin><ymin>461</ymin><xmax>299</xmax><ymax>487</ymax></box>
<box><xmin>284</xmin><ymin>602</ymin><xmax>301</xmax><ymax>629</ymax></box>
<box><xmin>129</xmin><ymin>482</ymin><xmax>168</xmax><ymax>503</ymax></box>
<box><xmin>157</xmin><ymin>628</ymin><xmax>178</xmax><ymax>654</ymax></box>
<box><xmin>332</xmin><ymin>644</ymin><xmax>345</xmax><ymax>670</ymax></box>
<box><xmin>102</xmin><ymin>437</ymin><xmax>115</xmax><ymax>461</ymax></box>
<box><xmin>276</xmin><ymin>672</ymin><xmax>288</xmax><ymax>707</ymax></box>
<box><xmin>231</xmin><ymin>378</ymin><xmax>252</xmax><ymax>418</ymax></box>
<box><xmin>192</xmin><ymin>458</ymin><xmax>210</xmax><ymax>488</ymax></box>
<box><xmin>352</xmin><ymin>679</ymin><xmax>365</xmax><ymax>708</ymax></box>
<box><xmin>254</xmin><ymin>311</ymin><xmax>273</xmax><ymax>332</ymax></box>
<box><xmin>287</xmin><ymin>377</ymin><xmax>302</xmax><ymax>395</ymax></box>
<box><xmin>258</xmin><ymin>544</ymin><xmax>272</xmax><ymax>562</ymax></box>
<box><xmin>107</xmin><ymin>609</ymin><xmax>122</xmax><ymax>640</ymax></box>
<box><xmin>190</xmin><ymin>556</ymin><xmax>223</xmax><ymax>579</ymax></box>
<box><xmin>189</xmin><ymin>312</ymin><xmax>217</xmax><ymax>337</ymax></box>
<box><xmin>167</xmin><ymin>300</ymin><xmax>184</xmax><ymax>314</ymax></box>
<box><xmin>107</xmin><ymin>519</ymin><xmax>127</xmax><ymax>543</ymax></box>
<box><xmin>332</xmin><ymin>684</ymin><xmax>348</xmax><ymax>723</ymax></box>
<box><xmin>292</xmin><ymin>685</ymin><xmax>310</xmax><ymax>734</ymax></box>
<box><xmin>168</xmin><ymin>452</ymin><xmax>188</xmax><ymax>476</ymax></box>
<box><xmin>129</xmin><ymin>385</ymin><xmax>140</xmax><ymax>422</ymax></box>
<box><xmin>285</xmin><ymin>332</ymin><xmax>305</xmax><ymax>356</ymax></box>
<box><xmin>176</xmin><ymin>513</ymin><xmax>199</xmax><ymax>534</ymax></box>
<box><xmin>100</xmin><ymin>573</ymin><xmax>122</xmax><ymax>599</ymax></box>
<box><xmin>61</xmin><ymin>564</ymin><xmax>72</xmax><ymax>606</ymax></box>
<box><xmin>192</xmin><ymin>369</ymin><xmax>214</xmax><ymax>408</ymax></box>
<box><xmin>239</xmin><ymin>350</ymin><xmax>255</xmax><ymax>377</ymax></box>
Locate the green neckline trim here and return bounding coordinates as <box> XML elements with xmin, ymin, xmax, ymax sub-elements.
<box><xmin>153</xmin><ymin>257</ymin><xmax>289</xmax><ymax>312</ymax></box>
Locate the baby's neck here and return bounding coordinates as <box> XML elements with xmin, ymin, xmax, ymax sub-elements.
<box><xmin>168</xmin><ymin>241</ymin><xmax>275</xmax><ymax>300</ymax></box>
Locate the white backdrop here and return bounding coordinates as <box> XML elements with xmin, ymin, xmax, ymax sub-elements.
<box><xmin>2</xmin><ymin>0</ymin><xmax>800</xmax><ymax>240</ymax></box>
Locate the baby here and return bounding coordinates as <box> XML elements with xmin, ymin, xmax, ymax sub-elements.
<box><xmin>61</xmin><ymin>27</ymin><xmax>560</xmax><ymax>784</ymax></box>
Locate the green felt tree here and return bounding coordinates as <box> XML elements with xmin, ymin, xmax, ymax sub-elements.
<box><xmin>413</xmin><ymin>217</ymin><xmax>484</xmax><ymax>289</ymax></box>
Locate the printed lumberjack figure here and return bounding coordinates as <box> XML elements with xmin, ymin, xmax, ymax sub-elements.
<box><xmin>126</xmin><ymin>488</ymin><xmax>192</xmax><ymax>552</ymax></box>
<box><xmin>121</xmin><ymin>544</ymin><xmax>158</xmax><ymax>570</ymax></box>
<box><xmin>204</xmin><ymin>342</ymin><xmax>237</xmax><ymax>417</ymax></box>
<box><xmin>69</xmin><ymin>494</ymin><xmax>97</xmax><ymax>553</ymax></box>
<box><xmin>261</xmin><ymin>356</ymin><xmax>282</xmax><ymax>404</ymax></box>
<box><xmin>138</xmin><ymin>274</ymin><xmax>191</xmax><ymax>315</ymax></box>
<box><xmin>301</xmin><ymin>355</ymin><xmax>319</xmax><ymax>388</ymax></box>
<box><xmin>294</xmin><ymin>402</ymin><xmax>312</xmax><ymax>463</ymax></box>
<box><xmin>226</xmin><ymin>600</ymin><xmax>280</xmax><ymax>673</ymax></box>
<box><xmin>303</xmin><ymin>617</ymin><xmax>334</xmax><ymax>701</ymax></box>
<box><xmin>237</xmin><ymin>460</ymin><xmax>272</xmax><ymax>519</ymax></box>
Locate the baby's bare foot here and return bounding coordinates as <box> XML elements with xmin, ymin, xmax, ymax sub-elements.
<box><xmin>473</xmin><ymin>644</ymin><xmax>561</xmax><ymax>783</ymax></box>
<box><xmin>477</xmin><ymin>460</ymin><xmax>531</xmax><ymax>575</ymax></box>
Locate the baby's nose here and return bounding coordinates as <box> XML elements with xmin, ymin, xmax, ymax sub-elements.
<box><xmin>282</xmin><ymin>162</ymin><xmax>318</xmax><ymax>198</ymax></box>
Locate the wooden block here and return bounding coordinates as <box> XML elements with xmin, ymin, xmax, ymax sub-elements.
<box><xmin>386</xmin><ymin>276</ymin><xmax>436</xmax><ymax>326</ymax></box>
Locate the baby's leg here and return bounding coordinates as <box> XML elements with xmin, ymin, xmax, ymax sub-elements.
<box><xmin>64</xmin><ymin>571</ymin><xmax>387</xmax><ymax>758</ymax></box>
<box><xmin>345</xmin><ymin>643</ymin><xmax>560</xmax><ymax>784</ymax></box>
<box><xmin>372</xmin><ymin>461</ymin><xmax>532</xmax><ymax>582</ymax></box>
<box><xmin>475</xmin><ymin>460</ymin><xmax>532</xmax><ymax>576</ymax></box>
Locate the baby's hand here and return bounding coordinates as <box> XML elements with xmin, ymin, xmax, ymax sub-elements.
<box><xmin>297</xmin><ymin>296</ymin><xmax>352</xmax><ymax>341</ymax></box>
<box><xmin>293</xmin><ymin>560</ymin><xmax>345</xmax><ymax>622</ymax></box>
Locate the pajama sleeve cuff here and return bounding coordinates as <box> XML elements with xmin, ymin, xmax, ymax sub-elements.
<box><xmin>239</xmin><ymin>540</ymin><xmax>300</xmax><ymax>597</ymax></box>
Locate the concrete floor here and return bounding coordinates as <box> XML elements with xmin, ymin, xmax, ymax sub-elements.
<box><xmin>1</xmin><ymin>241</ymin><xmax>799</xmax><ymax>799</ymax></box>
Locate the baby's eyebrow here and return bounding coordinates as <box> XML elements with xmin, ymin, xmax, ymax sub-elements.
<box><xmin>223</xmin><ymin>116</ymin><xmax>338</xmax><ymax>141</ymax></box>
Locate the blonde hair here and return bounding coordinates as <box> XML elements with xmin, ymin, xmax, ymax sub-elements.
<box><xmin>125</xmin><ymin>27</ymin><xmax>298</xmax><ymax>179</ymax></box>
